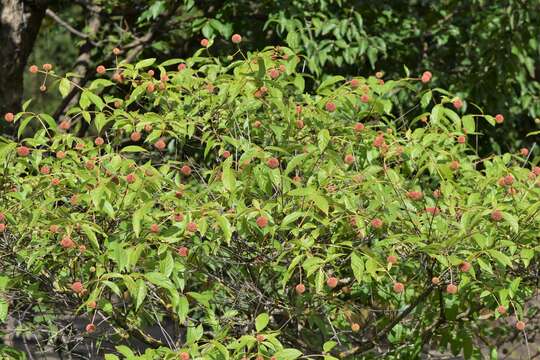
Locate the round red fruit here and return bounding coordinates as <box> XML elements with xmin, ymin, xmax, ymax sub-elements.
<box><xmin>446</xmin><ymin>283</ymin><xmax>458</xmax><ymax>294</ymax></box>
<box><xmin>325</xmin><ymin>101</ymin><xmax>336</xmax><ymax>112</ymax></box>
<box><xmin>71</xmin><ymin>281</ymin><xmax>84</xmax><ymax>293</ymax></box>
<box><xmin>267</xmin><ymin>157</ymin><xmax>280</xmax><ymax>169</ymax></box>
<box><xmin>503</xmin><ymin>174</ymin><xmax>514</xmax><ymax>185</ymax></box>
<box><xmin>459</xmin><ymin>261</ymin><xmax>471</xmax><ymax>272</ymax></box>
<box><xmin>295</xmin><ymin>283</ymin><xmax>305</xmax><ymax>294</ymax></box>
<box><xmin>4</xmin><ymin>112</ymin><xmax>14</xmax><ymax>122</ymax></box>
<box><xmin>96</xmin><ymin>65</ymin><xmax>106</xmax><ymax>74</ymax></box>
<box><xmin>452</xmin><ymin>98</ymin><xmax>463</xmax><ymax>110</ymax></box>
<box><xmin>17</xmin><ymin>146</ymin><xmax>30</xmax><ymax>157</ymax></box>
<box><xmin>126</xmin><ymin>173</ymin><xmax>136</xmax><ymax>184</ymax></box>
<box><xmin>495</xmin><ymin>114</ymin><xmax>504</xmax><ymax>124</ymax></box>
<box><xmin>150</xmin><ymin>223</ymin><xmax>160</xmax><ymax>233</ymax></box>
<box><xmin>490</xmin><ymin>210</ymin><xmax>503</xmax><ymax>222</ymax></box>
<box><xmin>421</xmin><ymin>71</ymin><xmax>432</xmax><ymax>83</ymax></box>
<box><xmin>406</xmin><ymin>191</ymin><xmax>423</xmax><ymax>201</ymax></box>
<box><xmin>174</xmin><ymin>213</ymin><xmax>184</xmax><ymax>222</ymax></box>
<box><xmin>393</xmin><ymin>282</ymin><xmax>405</xmax><ymax>293</ymax></box>
<box><xmin>371</xmin><ymin>218</ymin><xmax>383</xmax><ymax>229</ymax></box>
<box><xmin>344</xmin><ymin>154</ymin><xmax>355</xmax><ymax>165</ymax></box>
<box><xmin>85</xmin><ymin>323</ymin><xmax>96</xmax><ymax>333</ymax></box>
<box><xmin>268</xmin><ymin>68</ymin><xmax>280</xmax><ymax>79</ymax></box>
<box><xmin>354</xmin><ymin>123</ymin><xmax>365</xmax><ymax>132</ymax></box>
<box><xmin>154</xmin><ymin>139</ymin><xmax>166</xmax><ymax>151</ymax></box>
<box><xmin>326</xmin><ymin>277</ymin><xmax>338</xmax><ymax>288</ymax></box>
<box><xmin>181</xmin><ymin>165</ymin><xmax>192</xmax><ymax>176</ymax></box>
<box><xmin>186</xmin><ymin>222</ymin><xmax>197</xmax><ymax>232</ymax></box>
<box><xmin>130</xmin><ymin>132</ymin><xmax>141</xmax><ymax>142</ymax></box>
<box><xmin>256</xmin><ymin>216</ymin><xmax>268</xmax><ymax>228</ymax></box>
<box><xmin>231</xmin><ymin>34</ymin><xmax>242</xmax><ymax>44</ymax></box>
<box><xmin>61</xmin><ymin>236</ymin><xmax>74</xmax><ymax>248</ymax></box>
<box><xmin>177</xmin><ymin>246</ymin><xmax>189</xmax><ymax>257</ymax></box>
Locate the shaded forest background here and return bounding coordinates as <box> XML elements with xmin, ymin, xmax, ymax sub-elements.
<box><xmin>1</xmin><ymin>0</ymin><xmax>539</xmax><ymax>153</ymax></box>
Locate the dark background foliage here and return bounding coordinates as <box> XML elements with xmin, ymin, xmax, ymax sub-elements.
<box><xmin>4</xmin><ymin>0</ymin><xmax>539</xmax><ymax>152</ymax></box>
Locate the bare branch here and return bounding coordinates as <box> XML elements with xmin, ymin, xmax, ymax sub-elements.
<box><xmin>45</xmin><ymin>9</ymin><xmax>97</xmax><ymax>44</ymax></box>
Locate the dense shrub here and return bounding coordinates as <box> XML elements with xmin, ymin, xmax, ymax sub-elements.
<box><xmin>1</xmin><ymin>41</ymin><xmax>540</xmax><ymax>359</ymax></box>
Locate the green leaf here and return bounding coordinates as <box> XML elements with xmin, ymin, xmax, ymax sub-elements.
<box><xmin>0</xmin><ymin>298</ymin><xmax>8</xmax><ymax>322</ymax></box>
<box><xmin>145</xmin><ymin>272</ymin><xmax>175</xmax><ymax>290</ymax></box>
<box><xmin>294</xmin><ymin>75</ymin><xmax>305</xmax><ymax>92</ymax></box>
<box><xmin>462</xmin><ymin>115</ymin><xmax>475</xmax><ymax>133</ymax></box>
<box><xmin>502</xmin><ymin>212</ymin><xmax>519</xmax><ymax>233</ymax></box>
<box><xmin>323</xmin><ymin>341</ymin><xmax>337</xmax><ymax>352</ymax></box>
<box><xmin>133</xmin><ymin>204</ymin><xmax>152</xmax><ymax>237</ymax></box>
<box><xmin>94</xmin><ymin>112</ymin><xmax>112</xmax><ymax>132</ymax></box>
<box><xmin>484</xmin><ymin>115</ymin><xmax>496</xmax><ymax>126</ymax></box>
<box><xmin>116</xmin><ymin>345</ymin><xmax>135</xmax><ymax>358</ymax></box>
<box><xmin>38</xmin><ymin>113</ymin><xmax>57</xmax><ymax>130</ymax></box>
<box><xmin>488</xmin><ymin>250</ymin><xmax>513</xmax><ymax>268</ymax></box>
<box><xmin>351</xmin><ymin>253</ymin><xmax>364</xmax><ymax>283</ymax></box>
<box><xmin>257</xmin><ymin>57</ymin><xmax>266</xmax><ymax>80</ymax></box>
<box><xmin>309</xmin><ymin>193</ymin><xmax>329</xmax><ymax>214</ymax></box>
<box><xmin>102</xmin><ymin>280</ymin><xmax>121</xmax><ymax>296</ymax></box>
<box><xmin>135</xmin><ymin>58</ymin><xmax>156</xmax><ymax>69</ymax></box>
<box><xmin>420</xmin><ymin>91</ymin><xmax>432</xmax><ymax>108</ymax></box>
<box><xmin>214</xmin><ymin>214</ymin><xmax>232</xmax><ymax>244</ymax></box>
<box><xmin>59</xmin><ymin>78</ymin><xmax>71</xmax><ymax>98</ymax></box>
<box><xmin>255</xmin><ymin>312</ymin><xmax>270</xmax><ymax>332</ymax></box>
<box><xmin>273</xmin><ymin>349</ymin><xmax>302</xmax><ymax>360</ymax></box>
<box><xmin>17</xmin><ymin>116</ymin><xmax>34</xmax><ymax>138</ymax></box>
<box><xmin>22</xmin><ymin>99</ymin><xmax>32</xmax><ymax>111</ymax></box>
<box><xmin>84</xmin><ymin>90</ymin><xmax>105</xmax><ymax>110</ymax></box>
<box><xmin>186</xmin><ymin>323</ymin><xmax>204</xmax><ymax>344</ymax></box>
<box><xmin>318</xmin><ymin>129</ymin><xmax>330</xmax><ymax>152</ymax></box>
<box><xmin>135</xmin><ymin>279</ymin><xmax>147</xmax><ymax>311</ymax></box>
<box><xmin>177</xmin><ymin>295</ymin><xmax>189</xmax><ymax>322</ymax></box>
<box><xmin>81</xmin><ymin>224</ymin><xmax>99</xmax><ymax>250</ymax></box>
<box><xmin>222</xmin><ymin>158</ymin><xmax>236</xmax><ymax>192</ymax></box>
<box><xmin>317</xmin><ymin>75</ymin><xmax>344</xmax><ymax>94</ymax></box>
<box><xmin>430</xmin><ymin>104</ymin><xmax>443</xmax><ymax>124</ymax></box>
<box><xmin>121</xmin><ymin>146</ymin><xmax>148</xmax><ymax>153</ymax></box>
<box><xmin>281</xmin><ymin>212</ymin><xmax>305</xmax><ymax>227</ymax></box>
<box><xmin>159</xmin><ymin>252</ymin><xmax>174</xmax><ymax>277</ymax></box>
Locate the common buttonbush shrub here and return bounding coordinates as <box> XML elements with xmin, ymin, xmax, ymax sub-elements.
<box><xmin>0</xmin><ymin>43</ymin><xmax>539</xmax><ymax>359</ymax></box>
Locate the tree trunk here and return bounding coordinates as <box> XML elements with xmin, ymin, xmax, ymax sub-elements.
<box><xmin>0</xmin><ymin>0</ymin><xmax>48</xmax><ymax>116</ymax></box>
